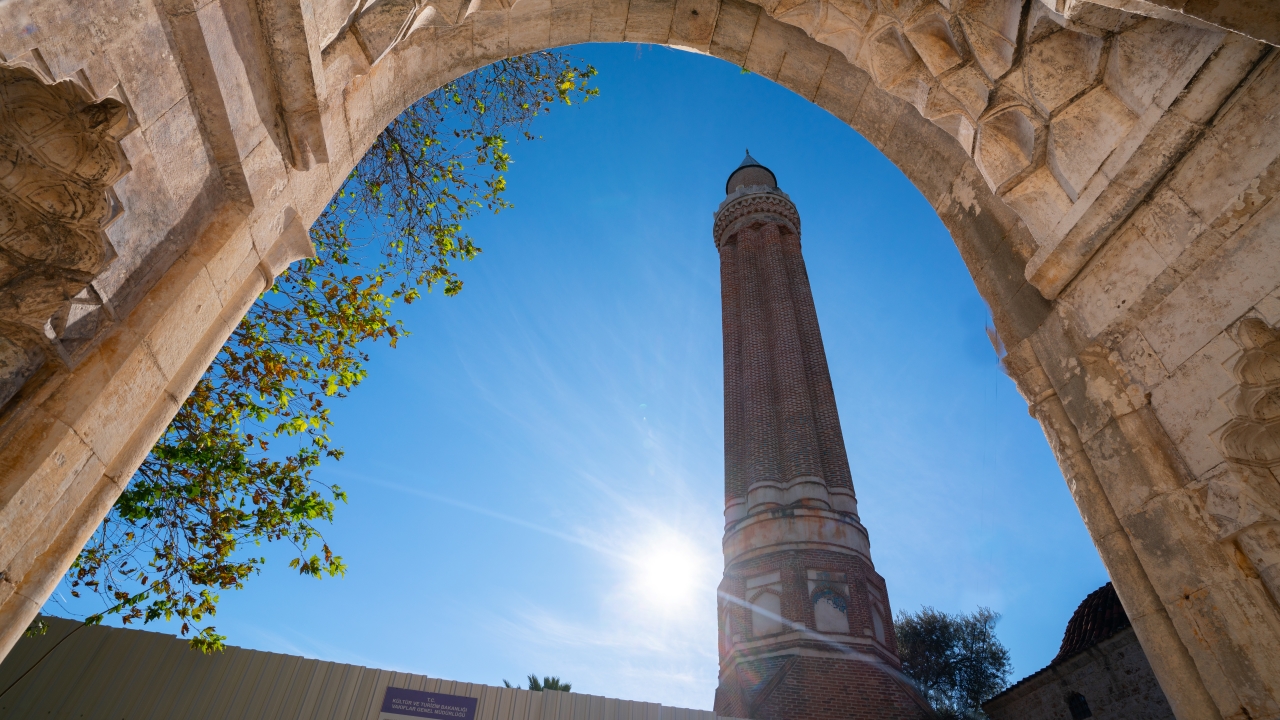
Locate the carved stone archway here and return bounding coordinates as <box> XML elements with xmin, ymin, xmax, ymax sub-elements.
<box><xmin>0</xmin><ymin>0</ymin><xmax>1277</xmax><ymax>717</ymax></box>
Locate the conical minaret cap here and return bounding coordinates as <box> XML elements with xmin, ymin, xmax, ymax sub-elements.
<box><xmin>725</xmin><ymin>150</ymin><xmax>778</xmax><ymax>195</ymax></box>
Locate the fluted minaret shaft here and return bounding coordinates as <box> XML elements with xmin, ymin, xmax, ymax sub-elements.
<box><xmin>713</xmin><ymin>182</ymin><xmax>855</xmax><ymax>518</ymax></box>
<box><xmin>720</xmin><ymin>237</ymin><xmax>747</xmax><ymax>506</ymax></box>
<box><xmin>783</xmin><ymin>241</ymin><xmax>855</xmax><ymax>493</ymax></box>
<box><xmin>737</xmin><ymin>226</ymin><xmax>782</xmax><ymax>490</ymax></box>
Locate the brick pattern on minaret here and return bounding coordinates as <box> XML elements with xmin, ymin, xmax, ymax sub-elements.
<box><xmin>712</xmin><ymin>155</ymin><xmax>931</xmax><ymax>720</ymax></box>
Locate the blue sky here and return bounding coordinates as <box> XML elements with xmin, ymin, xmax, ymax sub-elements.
<box><xmin>50</xmin><ymin>43</ymin><xmax>1107</xmax><ymax>709</ymax></box>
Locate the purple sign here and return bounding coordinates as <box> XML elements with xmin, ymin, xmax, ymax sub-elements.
<box><xmin>380</xmin><ymin>687</ymin><xmax>478</xmax><ymax>720</ymax></box>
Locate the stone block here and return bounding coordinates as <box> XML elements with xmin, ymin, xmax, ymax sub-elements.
<box><xmin>66</xmin><ymin>338</ymin><xmax>170</xmax><ymax>472</ymax></box>
<box><xmin>1003</xmin><ymin>165</ymin><xmax>1072</xmax><ymax>246</ymax></box>
<box><xmin>1085</xmin><ymin>419</ymin><xmax>1172</xmax><ymax>520</ymax></box>
<box><xmin>141</xmin><ymin>267</ymin><xmax>223</xmax><ymax>381</ymax></box>
<box><xmin>99</xmin><ymin>0</ymin><xmax>187</xmax><ymax>130</ymax></box>
<box><xmin>353</xmin><ymin>0</ymin><xmax>417</xmax><ymax>61</ymax></box>
<box><xmin>776</xmin><ymin>32</ymin><xmax>832</xmax><ymax>100</ymax></box>
<box><xmin>0</xmin><ymin>411</ymin><xmax>96</xmax><ymax>571</ymax></box>
<box><xmin>624</xmin><ymin>0</ymin><xmax>676</xmax><ymax>44</ymax></box>
<box><xmin>883</xmin><ymin>107</ymin><xmax>967</xmax><ymax>209</ymax></box>
<box><xmin>287</xmin><ymin>160</ymin><xmax>338</xmax><ymax>230</ymax></box>
<box><xmin>742</xmin><ymin>14</ymin><xmax>792</xmax><ymax>80</ymax></box>
<box><xmin>708</xmin><ymin>0</ymin><xmax>760</xmax><ymax>68</ymax></box>
<box><xmin>550</xmin><ymin>0</ymin><xmax>593</xmax><ymax>46</ymax></box>
<box><xmin>1062</xmin><ymin>224</ymin><xmax>1167</xmax><ymax>340</ymax></box>
<box><xmin>938</xmin><ymin>63</ymin><xmax>989</xmax><ymax>119</ymax></box>
<box><xmin>1255</xmin><ymin>285</ymin><xmax>1280</xmax><ymax>327</ymax></box>
<box><xmin>1134</xmin><ymin>187</ymin><xmax>1205</xmax><ymax>266</ymax></box>
<box><xmin>198</xmin><ymin>223</ymin><xmax>258</xmax><ymax>309</ymax></box>
<box><xmin>1148</xmin><ymin>331</ymin><xmax>1237</xmax><ymax>478</ymax></box>
<box><xmin>590</xmin><ymin>0</ymin><xmax>629</xmax><ymax>41</ymax></box>
<box><xmin>1116</xmin><ymin>325</ymin><xmax>1170</xmax><ymax>393</ymax></box>
<box><xmin>812</xmin><ymin>58</ymin><xmax>871</xmax><ymax>125</ymax></box>
<box><xmin>975</xmin><ymin>105</ymin><xmax>1036</xmax><ymax>191</ymax></box>
<box><xmin>864</xmin><ymin>24</ymin><xmax>921</xmax><ymax>89</ymax></box>
<box><xmin>1170</xmin><ymin>32</ymin><xmax>1266</xmax><ymax>126</ymax></box>
<box><xmin>668</xmin><ymin>0</ymin><xmax>720</xmax><ymax>52</ymax></box>
<box><xmin>811</xmin><ymin>0</ymin><xmax>869</xmax><ymax>64</ymax></box>
<box><xmin>1049</xmin><ymin>86</ymin><xmax>1137</xmax><ymax>202</ymax></box>
<box><xmin>508</xmin><ymin>0</ymin><xmax>554</xmax><ymax>54</ymax></box>
<box><xmin>1025</xmin><ymin>28</ymin><xmax>1103</xmax><ymax>116</ymax></box>
<box><xmin>196</xmin><ymin>0</ymin><xmax>272</xmax><ymax>161</ymax></box>
<box><xmin>847</xmin><ymin>83</ymin><xmax>904</xmax><ymax>149</ymax></box>
<box><xmin>141</xmin><ymin>96</ymin><xmax>216</xmax><ymax>212</ymax></box>
<box><xmin>314</xmin><ymin>0</ymin><xmax>361</xmax><ymax>46</ymax></box>
<box><xmin>1105</xmin><ymin>19</ymin><xmax>1216</xmax><ymax>115</ymax></box>
<box><xmin>101</xmin><ymin>131</ymin><xmax>181</xmax><ymax>270</ymax></box>
<box><xmin>1140</xmin><ymin>196</ymin><xmax>1280</xmax><ymax>372</ymax></box>
<box><xmin>320</xmin><ymin>29</ymin><xmax>372</xmax><ymax>95</ymax></box>
<box><xmin>957</xmin><ymin>14</ymin><xmax>1015</xmax><ymax>81</ymax></box>
<box><xmin>935</xmin><ymin>164</ymin><xmax>1050</xmax><ymax>342</ymax></box>
<box><xmin>1160</xmin><ymin>574</ymin><xmax>1280</xmax><ymax>718</ymax></box>
<box><xmin>1167</xmin><ymin>54</ymin><xmax>1280</xmax><ymax>226</ymax></box>
<box><xmin>371</xmin><ymin>44</ymin><xmax>421</xmax><ymax>123</ymax></box>
<box><xmin>773</xmin><ymin>0</ymin><xmax>822</xmax><ymax>38</ymax></box>
<box><xmin>2</xmin><ymin>449</ymin><xmax>105</xmax><ymax>586</ymax></box>
<box><xmin>904</xmin><ymin>13</ymin><xmax>963</xmax><ymax>76</ymax></box>
<box><xmin>1102</xmin><ymin>108</ymin><xmax>1197</xmax><ymax>192</ymax></box>
<box><xmin>1032</xmin><ymin>314</ymin><xmax>1114</xmax><ymax>442</ymax></box>
<box><xmin>457</xmin><ymin>17</ymin><xmax>502</xmax><ymax>72</ymax></box>
<box><xmin>242</xmin><ymin>136</ymin><xmax>291</xmax><ymax>208</ymax></box>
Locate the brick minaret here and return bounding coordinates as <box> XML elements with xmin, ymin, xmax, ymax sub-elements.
<box><xmin>712</xmin><ymin>154</ymin><xmax>931</xmax><ymax>720</ymax></box>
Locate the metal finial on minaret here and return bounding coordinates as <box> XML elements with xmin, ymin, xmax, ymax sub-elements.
<box><xmin>712</xmin><ymin>158</ymin><xmax>931</xmax><ymax>720</ymax></box>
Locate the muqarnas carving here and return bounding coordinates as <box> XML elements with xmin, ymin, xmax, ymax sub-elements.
<box><xmin>1209</xmin><ymin>317</ymin><xmax>1280</xmax><ymax>608</ymax></box>
<box><xmin>0</xmin><ymin>60</ymin><xmax>132</xmax><ymax>410</ymax></box>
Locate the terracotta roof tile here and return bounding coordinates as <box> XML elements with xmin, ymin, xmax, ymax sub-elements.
<box><xmin>1052</xmin><ymin>582</ymin><xmax>1131</xmax><ymax>664</ymax></box>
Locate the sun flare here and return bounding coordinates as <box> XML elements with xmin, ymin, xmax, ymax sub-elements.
<box><xmin>628</xmin><ymin>529</ymin><xmax>712</xmax><ymax>612</ymax></box>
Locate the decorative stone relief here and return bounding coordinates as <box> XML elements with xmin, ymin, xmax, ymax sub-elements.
<box><xmin>1210</xmin><ymin>317</ymin><xmax>1280</xmax><ymax>607</ymax></box>
<box><xmin>318</xmin><ymin>0</ymin><xmax>1231</xmax><ymax>300</ymax></box>
<box><xmin>807</xmin><ymin>570</ymin><xmax>851</xmax><ymax>634</ymax></box>
<box><xmin>725</xmin><ymin>0</ymin><xmax>1231</xmax><ymax>298</ymax></box>
<box><xmin>321</xmin><ymin>0</ymin><xmax>473</xmax><ymax>68</ymax></box>
<box><xmin>0</xmin><ymin>56</ymin><xmax>132</xmax><ymax>410</ymax></box>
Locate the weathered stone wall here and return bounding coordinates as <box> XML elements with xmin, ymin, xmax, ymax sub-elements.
<box><xmin>0</xmin><ymin>0</ymin><xmax>1276</xmax><ymax>718</ymax></box>
<box><xmin>985</xmin><ymin>627</ymin><xmax>1175</xmax><ymax>720</ymax></box>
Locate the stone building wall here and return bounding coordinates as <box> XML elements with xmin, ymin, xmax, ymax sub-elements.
<box><xmin>985</xmin><ymin>627</ymin><xmax>1175</xmax><ymax>720</ymax></box>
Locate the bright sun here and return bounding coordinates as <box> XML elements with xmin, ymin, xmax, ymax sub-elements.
<box><xmin>629</xmin><ymin>529</ymin><xmax>710</xmax><ymax>612</ymax></box>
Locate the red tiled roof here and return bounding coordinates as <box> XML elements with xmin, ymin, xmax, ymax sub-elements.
<box><xmin>1052</xmin><ymin>582</ymin><xmax>1131</xmax><ymax>664</ymax></box>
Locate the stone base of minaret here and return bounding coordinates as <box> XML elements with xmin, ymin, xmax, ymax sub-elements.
<box><xmin>712</xmin><ymin>542</ymin><xmax>935</xmax><ymax>720</ymax></box>
<box><xmin>715</xmin><ymin>655</ymin><xmax>933</xmax><ymax>720</ymax></box>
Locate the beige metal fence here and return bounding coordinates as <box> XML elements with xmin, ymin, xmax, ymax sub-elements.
<box><xmin>0</xmin><ymin>618</ymin><xmax>728</xmax><ymax>720</ymax></box>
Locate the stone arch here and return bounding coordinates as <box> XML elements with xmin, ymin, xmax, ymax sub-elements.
<box><xmin>309</xmin><ymin>0</ymin><xmax>1051</xmax><ymax>350</ymax></box>
<box><xmin>0</xmin><ymin>0</ymin><xmax>1278</xmax><ymax>717</ymax></box>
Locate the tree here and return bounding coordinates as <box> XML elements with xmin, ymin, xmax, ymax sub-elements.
<box><xmin>59</xmin><ymin>53</ymin><xmax>597</xmax><ymax>652</ymax></box>
<box><xmin>503</xmin><ymin>675</ymin><xmax>572</xmax><ymax>692</ymax></box>
<box><xmin>894</xmin><ymin>606</ymin><xmax>1012</xmax><ymax>719</ymax></box>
